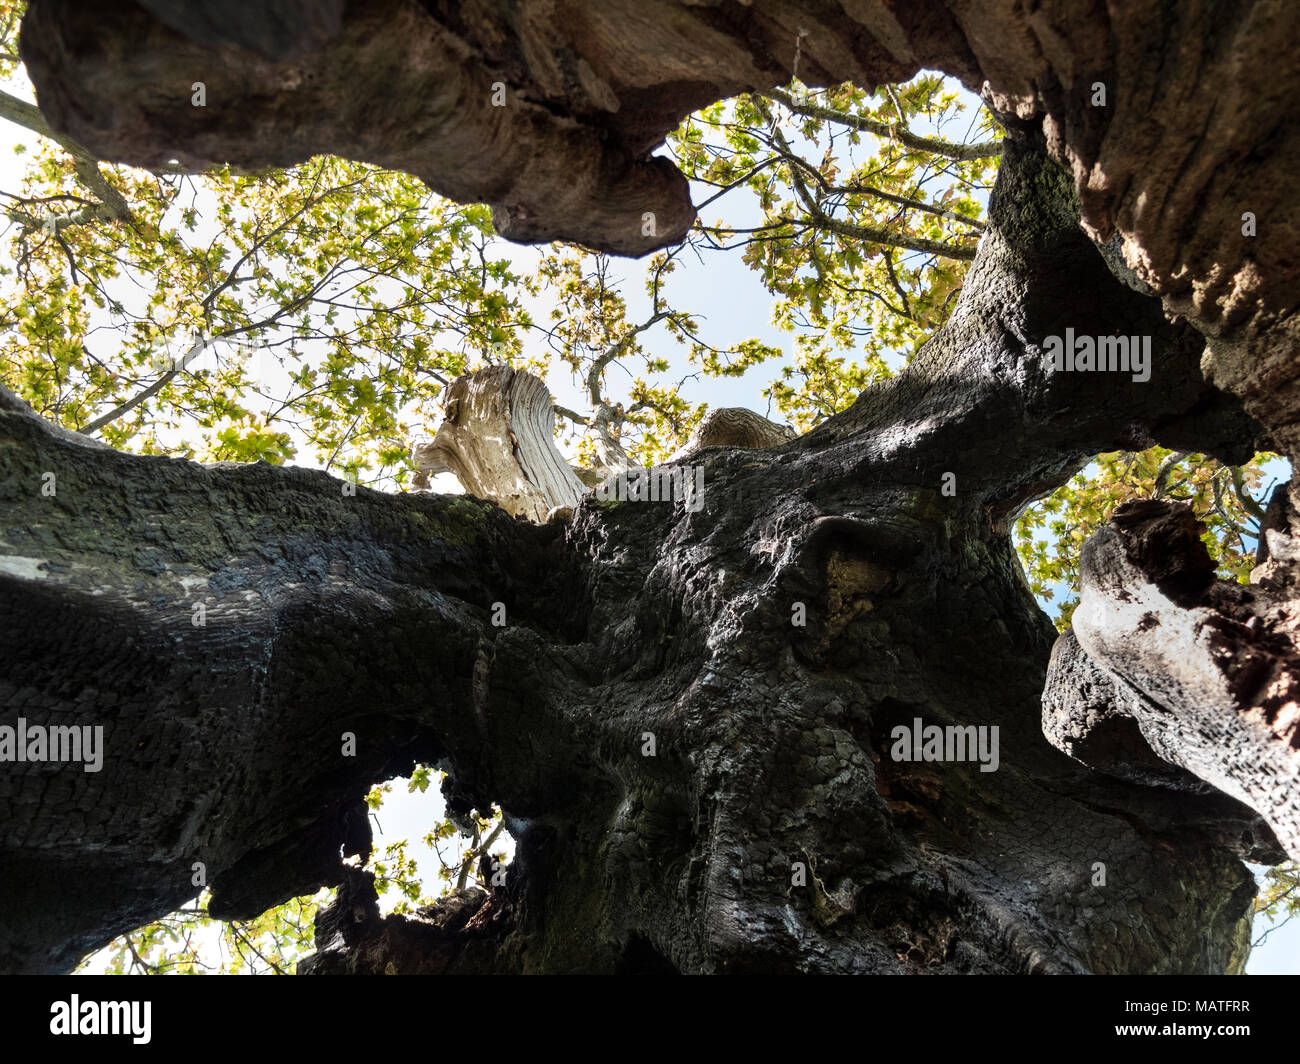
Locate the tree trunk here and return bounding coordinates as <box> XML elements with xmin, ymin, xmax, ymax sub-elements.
<box><xmin>0</xmin><ymin>125</ymin><xmax>1280</xmax><ymax>974</ymax></box>
<box><xmin>5</xmin><ymin>0</ymin><xmax>1299</xmax><ymax>974</ymax></box>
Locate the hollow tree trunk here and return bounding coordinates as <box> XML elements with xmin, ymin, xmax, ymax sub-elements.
<box><xmin>8</xmin><ymin>0</ymin><xmax>1300</xmax><ymax>975</ymax></box>
<box><xmin>1</xmin><ymin>127</ymin><xmax>1282</xmax><ymax>975</ymax></box>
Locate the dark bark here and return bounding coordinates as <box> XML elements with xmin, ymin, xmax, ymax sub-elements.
<box><xmin>0</xmin><ymin>385</ymin><xmax>581</xmax><ymax>972</ymax></box>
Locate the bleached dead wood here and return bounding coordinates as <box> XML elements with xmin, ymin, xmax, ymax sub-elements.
<box><xmin>414</xmin><ymin>368</ymin><xmax>796</xmax><ymax>522</ymax></box>
<box><xmin>411</xmin><ymin>366</ymin><xmax>584</xmax><ymax>522</ymax></box>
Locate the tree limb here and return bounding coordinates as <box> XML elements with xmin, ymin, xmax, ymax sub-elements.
<box><xmin>0</xmin><ymin>86</ymin><xmax>133</xmax><ymax>224</ymax></box>
<box><xmin>765</xmin><ymin>87</ymin><xmax>1003</xmax><ymax>162</ymax></box>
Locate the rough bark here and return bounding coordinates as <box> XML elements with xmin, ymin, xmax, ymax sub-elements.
<box><xmin>0</xmin><ymin>378</ymin><xmax>581</xmax><ymax>972</ymax></box>
<box><xmin>668</xmin><ymin>408</ymin><xmax>796</xmax><ymax>463</ymax></box>
<box><xmin>6</xmin><ymin>0</ymin><xmax>1300</xmax><ymax>976</ymax></box>
<box><xmin>1</xmin><ymin>127</ymin><xmax>1280</xmax><ymax>975</ymax></box>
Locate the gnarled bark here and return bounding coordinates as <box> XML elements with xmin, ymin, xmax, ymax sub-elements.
<box><xmin>1044</xmin><ymin>500</ymin><xmax>1300</xmax><ymax>859</ymax></box>
<box><xmin>8</xmin><ymin>0</ymin><xmax>1300</xmax><ymax>976</ymax></box>
<box><xmin>0</xmin><ymin>375</ymin><xmax>583</xmax><ymax>972</ymax></box>
<box><xmin>668</xmin><ymin>408</ymin><xmax>796</xmax><ymax>463</ymax></box>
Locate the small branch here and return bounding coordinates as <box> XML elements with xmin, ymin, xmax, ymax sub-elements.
<box><xmin>78</xmin><ymin>335</ymin><xmax>210</xmax><ymax>435</ymax></box>
<box><xmin>1152</xmin><ymin>451</ymin><xmax>1190</xmax><ymax>499</ymax></box>
<box><xmin>124</xmin><ymin>934</ymin><xmax>158</xmax><ymax>975</ymax></box>
<box><xmin>1210</xmin><ymin>471</ymin><xmax>1248</xmax><ymax>537</ymax></box>
<box><xmin>228</xmin><ymin>922</ymin><xmax>287</xmax><ymax>975</ymax></box>
<box><xmin>692</xmin><ymin>156</ymin><xmax>787</xmax><ymax>213</ymax></box>
<box><xmin>883</xmin><ymin>84</ymin><xmax>909</xmax><ymax>127</ymax></box>
<box><xmin>755</xmin><ymin>97</ymin><xmax>978</xmax><ymax>261</ymax></box>
<box><xmin>833</xmin><ymin>182</ymin><xmax>985</xmax><ymax>231</ymax></box>
<box><xmin>585</xmin><ymin>310</ymin><xmax>671</xmax><ymax>407</ymax></box>
<box><xmin>881</xmin><ymin>250</ymin><xmax>911</xmax><ymax>318</ymax></box>
<box><xmin>765</xmin><ymin>87</ymin><xmax>1003</xmax><ymax>161</ymax></box>
<box><xmin>455</xmin><ymin>823</ymin><xmax>481</xmax><ymax>891</ymax></box>
<box><xmin>1231</xmin><ymin>466</ymin><xmax>1267</xmax><ymax>521</ymax></box>
<box><xmin>469</xmin><ymin>820</ymin><xmax>506</xmax><ymax>889</ymax></box>
<box><xmin>788</xmin><ymin>209</ymin><xmax>976</xmax><ymax>260</ymax></box>
<box><xmin>554</xmin><ymin>405</ymin><xmax>589</xmax><ymax>425</ymax></box>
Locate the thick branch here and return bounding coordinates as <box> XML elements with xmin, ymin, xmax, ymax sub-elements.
<box><xmin>807</xmin><ymin>128</ymin><xmax>1262</xmax><ymax>518</ymax></box>
<box><xmin>0</xmin><ymin>384</ymin><xmax>576</xmax><ymax>971</ymax></box>
<box><xmin>8</xmin><ymin>0</ymin><xmax>1296</xmax><ymax>980</ymax></box>
<box><xmin>1045</xmin><ymin>500</ymin><xmax>1300</xmax><ymax>858</ymax></box>
<box><xmin>0</xmin><ymin>86</ymin><xmax>133</xmax><ymax>224</ymax></box>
